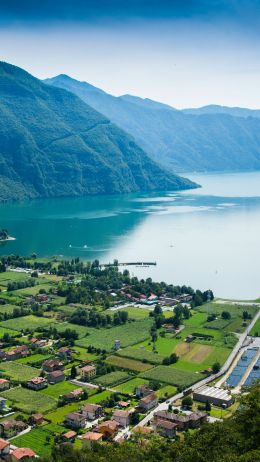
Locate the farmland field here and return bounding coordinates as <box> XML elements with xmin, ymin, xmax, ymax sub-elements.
<box><xmin>0</xmin><ymin>362</ymin><xmax>40</xmax><ymax>381</ymax></box>
<box><xmin>76</xmin><ymin>319</ymin><xmax>153</xmax><ymax>350</ymax></box>
<box><xmin>16</xmin><ymin>353</ymin><xmax>51</xmax><ymax>365</ymax></box>
<box><xmin>1</xmin><ymin>386</ymin><xmax>57</xmax><ymax>413</ymax></box>
<box><xmin>140</xmin><ymin>365</ymin><xmax>203</xmax><ymax>387</ymax></box>
<box><xmin>13</xmin><ymin>428</ymin><xmax>55</xmax><ymax>457</ymax></box>
<box><xmin>117</xmin><ymin>346</ymin><xmax>164</xmax><ymax>364</ymax></box>
<box><xmin>0</xmin><ymin>304</ymin><xmax>18</xmax><ymax>315</ymax></box>
<box><xmin>106</xmin><ymin>355</ymin><xmax>153</xmax><ymax>372</ymax></box>
<box><xmin>156</xmin><ymin>384</ymin><xmax>177</xmax><ymax>398</ymax></box>
<box><xmin>0</xmin><ymin>326</ymin><xmax>18</xmax><ymax>338</ymax></box>
<box><xmin>0</xmin><ymin>315</ymin><xmax>54</xmax><ymax>331</ymax></box>
<box><xmin>114</xmin><ymin>377</ymin><xmax>149</xmax><ymax>395</ymax></box>
<box><xmin>174</xmin><ymin>343</ymin><xmax>213</xmax><ymax>363</ymax></box>
<box><xmin>94</xmin><ymin>371</ymin><xmax>131</xmax><ymax>387</ymax></box>
<box><xmin>108</xmin><ymin>306</ymin><xmax>150</xmax><ymax>320</ymax></box>
<box><xmin>13</xmin><ymin>283</ymin><xmax>54</xmax><ymax>297</ymax></box>
<box><xmin>0</xmin><ymin>271</ymin><xmax>32</xmax><ymax>285</ymax></box>
<box><xmin>250</xmin><ymin>318</ymin><xmax>260</xmax><ymax>336</ymax></box>
<box><xmin>204</xmin><ymin>319</ymin><xmax>232</xmax><ymax>330</ymax></box>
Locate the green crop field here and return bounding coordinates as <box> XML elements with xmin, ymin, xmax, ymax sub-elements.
<box><xmin>118</xmin><ymin>346</ymin><xmax>164</xmax><ymax>364</ymax></box>
<box><xmin>0</xmin><ymin>315</ymin><xmax>54</xmax><ymax>331</ymax></box>
<box><xmin>0</xmin><ymin>362</ymin><xmax>40</xmax><ymax>382</ymax></box>
<box><xmin>0</xmin><ymin>304</ymin><xmax>18</xmax><ymax>315</ymax></box>
<box><xmin>114</xmin><ymin>377</ymin><xmax>149</xmax><ymax>395</ymax></box>
<box><xmin>41</xmin><ymin>381</ymin><xmax>78</xmax><ymax>399</ymax></box>
<box><xmin>94</xmin><ymin>371</ymin><xmax>131</xmax><ymax>387</ymax></box>
<box><xmin>76</xmin><ymin>319</ymin><xmax>153</xmax><ymax>350</ymax></box>
<box><xmin>1</xmin><ymin>387</ymin><xmax>57</xmax><ymax>413</ymax></box>
<box><xmin>204</xmin><ymin>319</ymin><xmax>232</xmax><ymax>330</ymax></box>
<box><xmin>0</xmin><ymin>326</ymin><xmax>18</xmax><ymax>338</ymax></box>
<box><xmin>140</xmin><ymin>365</ymin><xmax>203</xmax><ymax>388</ymax></box>
<box><xmin>16</xmin><ymin>353</ymin><xmax>51</xmax><ymax>365</ymax></box>
<box><xmin>106</xmin><ymin>355</ymin><xmax>153</xmax><ymax>372</ymax></box>
<box><xmin>13</xmin><ymin>428</ymin><xmax>55</xmax><ymax>457</ymax></box>
<box><xmin>250</xmin><ymin>318</ymin><xmax>260</xmax><ymax>336</ymax></box>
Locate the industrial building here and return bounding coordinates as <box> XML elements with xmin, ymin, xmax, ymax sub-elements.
<box><xmin>193</xmin><ymin>385</ymin><xmax>233</xmax><ymax>407</ymax></box>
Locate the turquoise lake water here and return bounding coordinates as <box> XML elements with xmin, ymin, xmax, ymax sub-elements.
<box><xmin>0</xmin><ymin>171</ymin><xmax>260</xmax><ymax>299</ymax></box>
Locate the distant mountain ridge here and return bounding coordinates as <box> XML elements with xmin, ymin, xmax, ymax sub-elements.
<box><xmin>0</xmin><ymin>62</ymin><xmax>196</xmax><ymax>202</ymax></box>
<box><xmin>45</xmin><ymin>75</ymin><xmax>260</xmax><ymax>173</ymax></box>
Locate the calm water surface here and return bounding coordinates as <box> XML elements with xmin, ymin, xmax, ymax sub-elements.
<box><xmin>0</xmin><ymin>171</ymin><xmax>260</xmax><ymax>299</ymax></box>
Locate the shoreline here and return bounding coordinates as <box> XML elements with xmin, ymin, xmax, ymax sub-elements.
<box><xmin>0</xmin><ymin>236</ymin><xmax>16</xmax><ymax>242</ymax></box>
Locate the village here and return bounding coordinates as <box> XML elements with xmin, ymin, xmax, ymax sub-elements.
<box><xmin>0</xmin><ymin>256</ymin><xmax>258</xmax><ymax>459</ymax></box>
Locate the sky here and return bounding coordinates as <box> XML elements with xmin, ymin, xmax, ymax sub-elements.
<box><xmin>0</xmin><ymin>1</ymin><xmax>260</xmax><ymax>108</ymax></box>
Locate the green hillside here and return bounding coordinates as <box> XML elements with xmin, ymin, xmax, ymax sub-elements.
<box><xmin>0</xmin><ymin>62</ymin><xmax>195</xmax><ymax>202</ymax></box>
<box><xmin>46</xmin><ymin>74</ymin><xmax>260</xmax><ymax>173</ymax></box>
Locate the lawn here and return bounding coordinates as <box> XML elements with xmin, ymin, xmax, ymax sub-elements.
<box><xmin>117</xmin><ymin>346</ymin><xmax>164</xmax><ymax>365</ymax></box>
<box><xmin>94</xmin><ymin>371</ymin><xmax>131</xmax><ymax>387</ymax></box>
<box><xmin>106</xmin><ymin>355</ymin><xmax>153</xmax><ymax>372</ymax></box>
<box><xmin>76</xmin><ymin>319</ymin><xmax>153</xmax><ymax>350</ymax></box>
<box><xmin>0</xmin><ymin>362</ymin><xmax>40</xmax><ymax>382</ymax></box>
<box><xmin>1</xmin><ymin>387</ymin><xmax>57</xmax><ymax>413</ymax></box>
<box><xmin>114</xmin><ymin>377</ymin><xmax>149</xmax><ymax>395</ymax></box>
<box><xmin>0</xmin><ymin>315</ymin><xmax>54</xmax><ymax>332</ymax></box>
<box><xmin>41</xmin><ymin>381</ymin><xmax>78</xmax><ymax>399</ymax></box>
<box><xmin>140</xmin><ymin>366</ymin><xmax>203</xmax><ymax>388</ymax></box>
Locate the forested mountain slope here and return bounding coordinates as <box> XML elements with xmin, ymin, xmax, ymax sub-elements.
<box><xmin>0</xmin><ymin>62</ymin><xmax>195</xmax><ymax>202</ymax></box>
<box><xmin>46</xmin><ymin>74</ymin><xmax>260</xmax><ymax>172</ymax></box>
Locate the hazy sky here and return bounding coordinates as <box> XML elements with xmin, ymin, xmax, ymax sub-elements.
<box><xmin>0</xmin><ymin>0</ymin><xmax>260</xmax><ymax>108</ymax></box>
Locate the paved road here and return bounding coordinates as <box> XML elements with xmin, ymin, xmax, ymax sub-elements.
<box><xmin>70</xmin><ymin>379</ymin><xmax>117</xmax><ymax>393</ymax></box>
<box><xmin>132</xmin><ymin>308</ymin><xmax>260</xmax><ymax>430</ymax></box>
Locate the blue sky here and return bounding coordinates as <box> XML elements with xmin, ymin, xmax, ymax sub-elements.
<box><xmin>0</xmin><ymin>1</ymin><xmax>260</xmax><ymax>108</ymax></box>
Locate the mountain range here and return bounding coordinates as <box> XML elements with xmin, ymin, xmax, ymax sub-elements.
<box><xmin>0</xmin><ymin>62</ymin><xmax>195</xmax><ymax>202</ymax></box>
<box><xmin>45</xmin><ymin>75</ymin><xmax>260</xmax><ymax>173</ymax></box>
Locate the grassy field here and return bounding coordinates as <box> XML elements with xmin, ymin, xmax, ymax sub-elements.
<box><xmin>76</xmin><ymin>319</ymin><xmax>153</xmax><ymax>350</ymax></box>
<box><xmin>14</xmin><ymin>283</ymin><xmax>54</xmax><ymax>297</ymax></box>
<box><xmin>140</xmin><ymin>365</ymin><xmax>203</xmax><ymax>388</ymax></box>
<box><xmin>156</xmin><ymin>384</ymin><xmax>177</xmax><ymax>399</ymax></box>
<box><xmin>0</xmin><ymin>362</ymin><xmax>40</xmax><ymax>382</ymax></box>
<box><xmin>0</xmin><ymin>315</ymin><xmax>54</xmax><ymax>331</ymax></box>
<box><xmin>108</xmin><ymin>306</ymin><xmax>150</xmax><ymax>320</ymax></box>
<box><xmin>250</xmin><ymin>318</ymin><xmax>260</xmax><ymax>336</ymax></box>
<box><xmin>117</xmin><ymin>346</ymin><xmax>164</xmax><ymax>365</ymax></box>
<box><xmin>106</xmin><ymin>355</ymin><xmax>153</xmax><ymax>372</ymax></box>
<box><xmin>94</xmin><ymin>371</ymin><xmax>131</xmax><ymax>387</ymax></box>
<box><xmin>0</xmin><ymin>326</ymin><xmax>18</xmax><ymax>338</ymax></box>
<box><xmin>0</xmin><ymin>271</ymin><xmax>32</xmax><ymax>285</ymax></box>
<box><xmin>16</xmin><ymin>353</ymin><xmax>51</xmax><ymax>365</ymax></box>
<box><xmin>114</xmin><ymin>377</ymin><xmax>149</xmax><ymax>395</ymax></box>
<box><xmin>41</xmin><ymin>381</ymin><xmax>78</xmax><ymax>399</ymax></box>
<box><xmin>1</xmin><ymin>387</ymin><xmax>57</xmax><ymax>413</ymax></box>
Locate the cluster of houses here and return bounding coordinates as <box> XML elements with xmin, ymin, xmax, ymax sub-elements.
<box><xmin>119</xmin><ymin>290</ymin><xmax>193</xmax><ymax>307</ymax></box>
<box><xmin>0</xmin><ymin>440</ymin><xmax>36</xmax><ymax>462</ymax></box>
<box><xmin>152</xmin><ymin>410</ymin><xmax>208</xmax><ymax>438</ymax></box>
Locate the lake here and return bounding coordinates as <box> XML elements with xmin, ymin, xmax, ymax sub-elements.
<box><xmin>0</xmin><ymin>171</ymin><xmax>260</xmax><ymax>300</ymax></box>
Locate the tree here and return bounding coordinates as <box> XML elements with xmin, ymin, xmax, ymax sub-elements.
<box><xmin>221</xmin><ymin>311</ymin><xmax>231</xmax><ymax>320</ymax></box>
<box><xmin>212</xmin><ymin>362</ymin><xmax>221</xmax><ymax>374</ymax></box>
<box><xmin>182</xmin><ymin>396</ymin><xmax>193</xmax><ymax>408</ymax></box>
<box><xmin>70</xmin><ymin>365</ymin><xmax>77</xmax><ymax>379</ymax></box>
<box><xmin>205</xmin><ymin>400</ymin><xmax>211</xmax><ymax>411</ymax></box>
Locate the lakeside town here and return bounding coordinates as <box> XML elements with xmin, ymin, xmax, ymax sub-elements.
<box><xmin>0</xmin><ymin>255</ymin><xmax>258</xmax><ymax>459</ymax></box>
